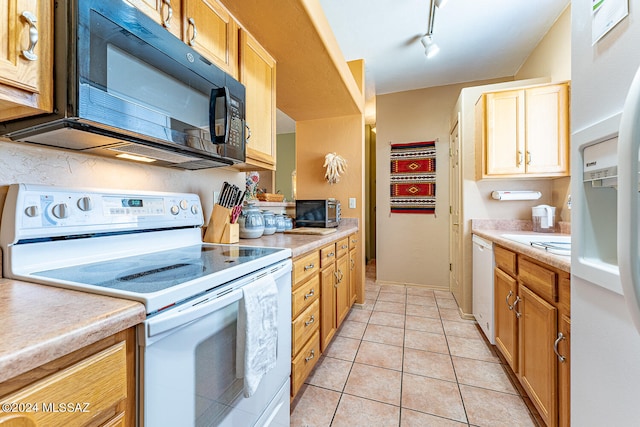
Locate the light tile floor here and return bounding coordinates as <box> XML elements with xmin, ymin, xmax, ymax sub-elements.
<box><xmin>290</xmin><ymin>262</ymin><xmax>543</xmax><ymax>427</ymax></box>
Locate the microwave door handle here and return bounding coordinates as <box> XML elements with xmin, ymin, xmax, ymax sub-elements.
<box><xmin>210</xmin><ymin>87</ymin><xmax>231</xmax><ymax>144</ymax></box>
<box><xmin>618</xmin><ymin>64</ymin><xmax>640</xmax><ymax>334</ymax></box>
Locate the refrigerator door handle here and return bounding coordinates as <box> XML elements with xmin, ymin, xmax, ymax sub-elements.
<box><xmin>618</xmin><ymin>64</ymin><xmax>640</xmax><ymax>334</ymax></box>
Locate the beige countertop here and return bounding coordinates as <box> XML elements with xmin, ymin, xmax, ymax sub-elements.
<box><xmin>472</xmin><ymin>229</ymin><xmax>571</xmax><ymax>273</ymax></box>
<box><xmin>237</xmin><ymin>218</ymin><xmax>359</xmax><ymax>258</ymax></box>
<box><xmin>0</xmin><ymin>279</ymin><xmax>145</xmax><ymax>384</ymax></box>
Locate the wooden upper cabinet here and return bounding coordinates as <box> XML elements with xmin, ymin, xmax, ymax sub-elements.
<box><xmin>183</xmin><ymin>0</ymin><xmax>238</xmax><ymax>78</ymax></box>
<box><xmin>127</xmin><ymin>0</ymin><xmax>182</xmax><ymax>39</ymax></box>
<box><xmin>0</xmin><ymin>0</ymin><xmax>53</xmax><ymax>121</ymax></box>
<box><xmin>239</xmin><ymin>29</ymin><xmax>277</xmax><ymax>171</ymax></box>
<box><xmin>476</xmin><ymin>82</ymin><xmax>570</xmax><ymax>179</ymax></box>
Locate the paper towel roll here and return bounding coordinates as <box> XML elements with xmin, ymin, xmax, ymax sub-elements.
<box><xmin>491</xmin><ymin>190</ymin><xmax>542</xmax><ymax>201</ymax></box>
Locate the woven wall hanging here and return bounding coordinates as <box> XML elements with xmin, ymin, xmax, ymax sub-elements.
<box><xmin>390</xmin><ymin>140</ymin><xmax>436</xmax><ymax>214</ymax></box>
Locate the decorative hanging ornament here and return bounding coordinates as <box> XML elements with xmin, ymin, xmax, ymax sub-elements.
<box><xmin>323</xmin><ymin>152</ymin><xmax>347</xmax><ymax>185</ymax></box>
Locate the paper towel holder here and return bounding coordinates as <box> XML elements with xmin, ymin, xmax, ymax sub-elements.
<box><xmin>491</xmin><ymin>190</ymin><xmax>542</xmax><ymax>201</ymax></box>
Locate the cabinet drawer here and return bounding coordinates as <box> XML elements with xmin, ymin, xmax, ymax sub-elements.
<box><xmin>320</xmin><ymin>243</ymin><xmax>337</xmax><ymax>269</ymax></box>
<box><xmin>349</xmin><ymin>234</ymin><xmax>358</xmax><ymax>250</ymax></box>
<box><xmin>336</xmin><ymin>238</ymin><xmax>350</xmax><ymax>259</ymax></box>
<box><xmin>519</xmin><ymin>258</ymin><xmax>557</xmax><ymax>302</ymax></box>
<box><xmin>0</xmin><ymin>342</ymin><xmax>127</xmax><ymax>426</ymax></box>
<box><xmin>292</xmin><ymin>274</ymin><xmax>320</xmax><ymax>318</ymax></box>
<box><xmin>291</xmin><ymin>331</ymin><xmax>320</xmax><ymax>397</ymax></box>
<box><xmin>495</xmin><ymin>245</ymin><xmax>517</xmax><ymax>276</ymax></box>
<box><xmin>293</xmin><ymin>251</ymin><xmax>320</xmax><ymax>284</ymax></box>
<box><xmin>292</xmin><ymin>299</ymin><xmax>320</xmax><ymax>356</ymax></box>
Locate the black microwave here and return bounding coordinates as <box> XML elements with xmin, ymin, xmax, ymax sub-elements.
<box><xmin>296</xmin><ymin>199</ymin><xmax>341</xmax><ymax>228</ymax></box>
<box><xmin>0</xmin><ymin>0</ymin><xmax>245</xmax><ymax>170</ymax></box>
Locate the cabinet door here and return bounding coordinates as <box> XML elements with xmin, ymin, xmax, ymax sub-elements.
<box><xmin>484</xmin><ymin>89</ymin><xmax>526</xmax><ymax>176</ymax></box>
<box><xmin>336</xmin><ymin>255</ymin><xmax>350</xmax><ymax>327</ymax></box>
<box><xmin>494</xmin><ymin>267</ymin><xmax>518</xmax><ymax>372</ymax></box>
<box><xmin>518</xmin><ymin>284</ymin><xmax>558</xmax><ymax>427</ymax></box>
<box><xmin>127</xmin><ymin>0</ymin><xmax>182</xmax><ymax>39</ymax></box>
<box><xmin>0</xmin><ymin>0</ymin><xmax>53</xmax><ymax>121</ymax></box>
<box><xmin>525</xmin><ymin>83</ymin><xmax>569</xmax><ymax>175</ymax></box>
<box><xmin>349</xmin><ymin>248</ymin><xmax>359</xmax><ymax>305</ymax></box>
<box><xmin>240</xmin><ymin>30</ymin><xmax>277</xmax><ymax>170</ymax></box>
<box><xmin>183</xmin><ymin>0</ymin><xmax>238</xmax><ymax>78</ymax></box>
<box><xmin>320</xmin><ymin>262</ymin><xmax>336</xmax><ymax>352</ymax></box>
<box><xmin>557</xmin><ymin>314</ymin><xmax>571</xmax><ymax>427</ymax></box>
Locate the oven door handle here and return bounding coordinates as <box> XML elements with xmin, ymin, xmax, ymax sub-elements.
<box><xmin>147</xmin><ymin>288</ymin><xmax>243</xmax><ymax>338</ymax></box>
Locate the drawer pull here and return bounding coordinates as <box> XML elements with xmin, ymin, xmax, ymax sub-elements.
<box><xmin>513</xmin><ymin>296</ymin><xmax>521</xmax><ymax>318</ymax></box>
<box><xmin>326</xmin><ymin>252</ymin><xmax>335</xmax><ymax>258</ymax></box>
<box><xmin>506</xmin><ymin>290</ymin><xmax>514</xmax><ymax>309</ymax></box>
<box><xmin>351</xmin><ymin>238</ymin><xmax>358</xmax><ymax>243</ymax></box>
<box><xmin>554</xmin><ymin>332</ymin><xmax>566</xmax><ymax>363</ymax></box>
<box><xmin>304</xmin><ymin>263</ymin><xmax>315</xmax><ymax>271</ymax></box>
<box><xmin>305</xmin><ymin>315</ymin><xmax>315</xmax><ymax>326</ymax></box>
<box><xmin>188</xmin><ymin>17</ymin><xmax>198</xmax><ymax>46</ymax></box>
<box><xmin>161</xmin><ymin>0</ymin><xmax>173</xmax><ymax>28</ymax></box>
<box><xmin>304</xmin><ymin>289</ymin><xmax>315</xmax><ymax>300</ymax></box>
<box><xmin>305</xmin><ymin>349</ymin><xmax>315</xmax><ymax>362</ymax></box>
<box><xmin>21</xmin><ymin>11</ymin><xmax>38</xmax><ymax>61</ymax></box>
<box><xmin>341</xmin><ymin>244</ymin><xmax>348</xmax><ymax>249</ymax></box>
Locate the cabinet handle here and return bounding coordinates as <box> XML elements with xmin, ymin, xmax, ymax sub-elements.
<box><xmin>304</xmin><ymin>263</ymin><xmax>315</xmax><ymax>271</ymax></box>
<box><xmin>342</xmin><ymin>244</ymin><xmax>348</xmax><ymax>249</ymax></box>
<box><xmin>188</xmin><ymin>17</ymin><xmax>198</xmax><ymax>46</ymax></box>
<box><xmin>161</xmin><ymin>0</ymin><xmax>173</xmax><ymax>28</ymax></box>
<box><xmin>517</xmin><ymin>151</ymin><xmax>523</xmax><ymax>166</ymax></box>
<box><xmin>305</xmin><ymin>349</ymin><xmax>315</xmax><ymax>362</ymax></box>
<box><xmin>554</xmin><ymin>332</ymin><xmax>566</xmax><ymax>363</ymax></box>
<box><xmin>304</xmin><ymin>288</ymin><xmax>315</xmax><ymax>300</ymax></box>
<box><xmin>513</xmin><ymin>296</ymin><xmax>521</xmax><ymax>318</ymax></box>
<box><xmin>305</xmin><ymin>314</ymin><xmax>315</xmax><ymax>326</ymax></box>
<box><xmin>350</xmin><ymin>258</ymin><xmax>355</xmax><ymax>270</ymax></box>
<box><xmin>351</xmin><ymin>238</ymin><xmax>358</xmax><ymax>244</ymax></box>
<box><xmin>506</xmin><ymin>290</ymin><xmax>514</xmax><ymax>310</ymax></box>
<box><xmin>334</xmin><ymin>270</ymin><xmax>340</xmax><ymax>287</ymax></box>
<box><xmin>526</xmin><ymin>150</ymin><xmax>532</xmax><ymax>165</ymax></box>
<box><xmin>20</xmin><ymin>11</ymin><xmax>38</xmax><ymax>61</ymax></box>
<box><xmin>327</xmin><ymin>252</ymin><xmax>335</xmax><ymax>258</ymax></box>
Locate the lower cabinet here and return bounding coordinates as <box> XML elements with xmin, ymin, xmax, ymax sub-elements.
<box><xmin>291</xmin><ymin>233</ymin><xmax>358</xmax><ymax>398</ymax></box>
<box><xmin>493</xmin><ymin>245</ymin><xmax>570</xmax><ymax>427</ymax></box>
<box><xmin>0</xmin><ymin>328</ymin><xmax>136</xmax><ymax>427</ymax></box>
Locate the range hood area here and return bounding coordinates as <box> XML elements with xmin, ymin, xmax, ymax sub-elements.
<box><xmin>0</xmin><ymin>0</ymin><xmax>246</xmax><ymax>170</ymax></box>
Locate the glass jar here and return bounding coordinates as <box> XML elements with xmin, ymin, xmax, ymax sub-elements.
<box><xmin>283</xmin><ymin>215</ymin><xmax>293</xmax><ymax>231</ymax></box>
<box><xmin>274</xmin><ymin>213</ymin><xmax>286</xmax><ymax>233</ymax></box>
<box><xmin>262</xmin><ymin>210</ymin><xmax>276</xmax><ymax>235</ymax></box>
<box><xmin>238</xmin><ymin>203</ymin><xmax>264</xmax><ymax>239</ymax></box>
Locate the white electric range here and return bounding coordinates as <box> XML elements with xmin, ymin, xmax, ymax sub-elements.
<box><xmin>0</xmin><ymin>183</ymin><xmax>292</xmax><ymax>427</ymax></box>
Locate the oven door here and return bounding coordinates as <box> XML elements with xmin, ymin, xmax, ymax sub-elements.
<box><xmin>138</xmin><ymin>260</ymin><xmax>291</xmax><ymax>427</ymax></box>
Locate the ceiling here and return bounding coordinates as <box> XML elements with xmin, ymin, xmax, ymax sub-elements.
<box><xmin>277</xmin><ymin>0</ymin><xmax>570</xmax><ymax>132</ymax></box>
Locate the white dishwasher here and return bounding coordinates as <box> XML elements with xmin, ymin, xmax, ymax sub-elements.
<box><xmin>472</xmin><ymin>234</ymin><xmax>495</xmax><ymax>344</ymax></box>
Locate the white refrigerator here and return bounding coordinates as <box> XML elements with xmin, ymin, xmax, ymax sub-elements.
<box><xmin>572</xmin><ymin>1</ymin><xmax>640</xmax><ymax>426</ymax></box>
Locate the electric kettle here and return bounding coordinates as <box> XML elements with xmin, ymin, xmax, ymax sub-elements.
<box><xmin>532</xmin><ymin>205</ymin><xmax>556</xmax><ymax>233</ymax></box>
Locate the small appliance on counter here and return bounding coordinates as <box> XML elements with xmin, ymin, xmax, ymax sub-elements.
<box><xmin>531</xmin><ymin>204</ymin><xmax>556</xmax><ymax>233</ymax></box>
<box><xmin>295</xmin><ymin>199</ymin><xmax>341</xmax><ymax>228</ymax></box>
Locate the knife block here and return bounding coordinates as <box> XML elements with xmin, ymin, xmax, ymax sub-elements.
<box><xmin>203</xmin><ymin>204</ymin><xmax>239</xmax><ymax>244</ymax></box>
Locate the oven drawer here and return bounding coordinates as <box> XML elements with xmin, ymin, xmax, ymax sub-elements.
<box><xmin>291</xmin><ymin>330</ymin><xmax>320</xmax><ymax>397</ymax></box>
<box><xmin>293</xmin><ymin>251</ymin><xmax>320</xmax><ymax>284</ymax></box>
<box><xmin>320</xmin><ymin>243</ymin><xmax>337</xmax><ymax>268</ymax></box>
<box><xmin>292</xmin><ymin>299</ymin><xmax>320</xmax><ymax>355</ymax></box>
<box><xmin>292</xmin><ymin>274</ymin><xmax>320</xmax><ymax>318</ymax></box>
<box><xmin>0</xmin><ymin>342</ymin><xmax>127</xmax><ymax>426</ymax></box>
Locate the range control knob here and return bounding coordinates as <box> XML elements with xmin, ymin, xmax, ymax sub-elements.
<box><xmin>179</xmin><ymin>199</ymin><xmax>189</xmax><ymax>210</ymax></box>
<box><xmin>77</xmin><ymin>196</ymin><xmax>93</xmax><ymax>212</ymax></box>
<box><xmin>170</xmin><ymin>205</ymin><xmax>180</xmax><ymax>215</ymax></box>
<box><xmin>191</xmin><ymin>205</ymin><xmax>199</xmax><ymax>215</ymax></box>
<box><xmin>24</xmin><ymin>205</ymin><xmax>39</xmax><ymax>217</ymax></box>
<box><xmin>51</xmin><ymin>203</ymin><xmax>70</xmax><ymax>219</ymax></box>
